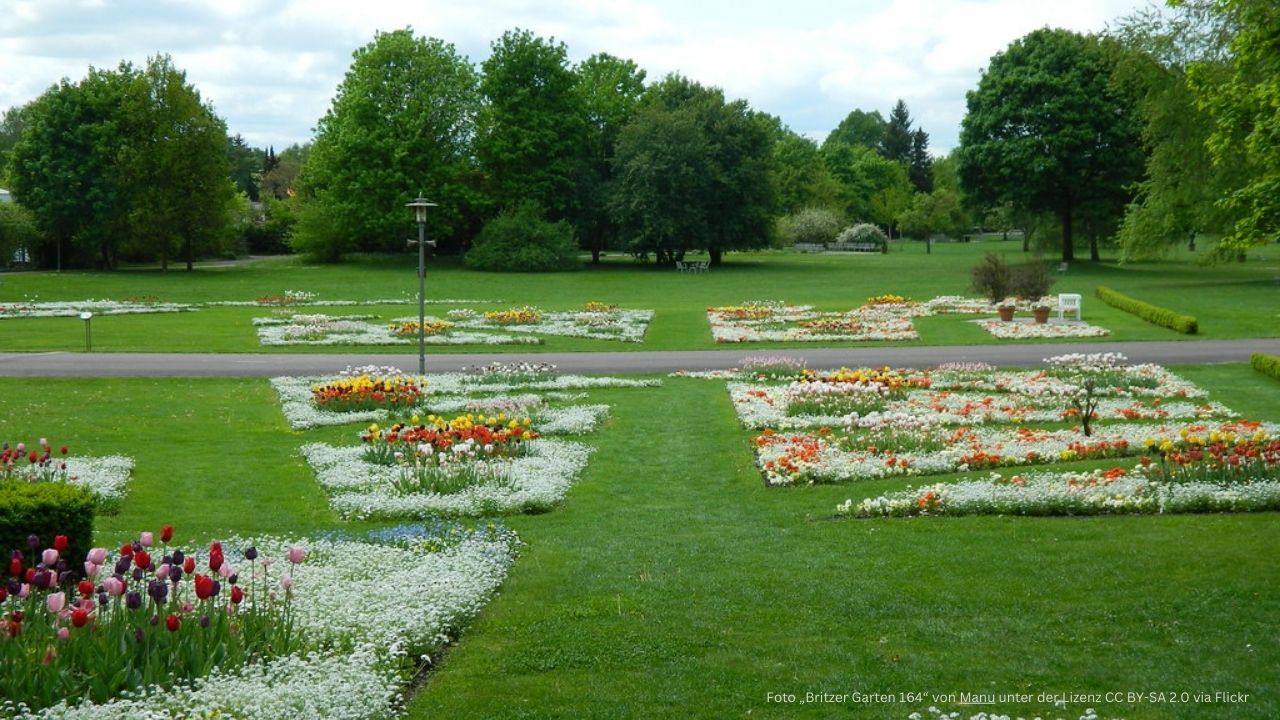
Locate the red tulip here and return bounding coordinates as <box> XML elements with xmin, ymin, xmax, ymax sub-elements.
<box><xmin>183</xmin><ymin>557</ymin><xmax>196</xmax><ymax>574</ymax></box>
<box><xmin>160</xmin><ymin>524</ymin><xmax>174</xmax><ymax>543</ymax></box>
<box><xmin>209</xmin><ymin>548</ymin><xmax>224</xmax><ymax>572</ymax></box>
<box><xmin>230</xmin><ymin>586</ymin><xmax>244</xmax><ymax>605</ymax></box>
<box><xmin>27</xmin><ymin>451</ymin><xmax>37</xmax><ymax>463</ymax></box>
<box><xmin>120</xmin><ymin>543</ymin><xmax>134</xmax><ymax>557</ymax></box>
<box><xmin>60</xmin><ymin>446</ymin><xmax>68</xmax><ymax>455</ymax></box>
<box><xmin>53</xmin><ymin>535</ymin><xmax>69</xmax><ymax>552</ymax></box>
<box><xmin>194</xmin><ymin>574</ymin><xmax>214</xmax><ymax>600</ymax></box>
<box><xmin>0</xmin><ymin>587</ymin><xmax>7</xmax><ymax>603</ymax></box>
<box><xmin>8</xmin><ymin>558</ymin><xmax>21</xmax><ymax>576</ymax></box>
<box><xmin>71</xmin><ymin>608</ymin><xmax>89</xmax><ymax>628</ymax></box>
<box><xmin>133</xmin><ymin>550</ymin><xmax>151</xmax><ymax>570</ymax></box>
<box><xmin>77</xmin><ymin>580</ymin><xmax>94</xmax><ymax>597</ymax></box>
<box><xmin>165</xmin><ymin>613</ymin><xmax>180</xmax><ymax>632</ymax></box>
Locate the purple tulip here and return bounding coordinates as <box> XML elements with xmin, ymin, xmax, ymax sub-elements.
<box><xmin>26</xmin><ymin>534</ymin><xmax>39</xmax><ymax>549</ymax></box>
<box><xmin>134</xmin><ymin>628</ymin><xmax>144</xmax><ymax>642</ymax></box>
<box><xmin>244</xmin><ymin>547</ymin><xmax>258</xmax><ymax>561</ymax></box>
<box><xmin>147</xmin><ymin>580</ymin><xmax>168</xmax><ymax>604</ymax></box>
<box><xmin>114</xmin><ymin>556</ymin><xmax>132</xmax><ymax>575</ymax></box>
<box><xmin>125</xmin><ymin>591</ymin><xmax>142</xmax><ymax>610</ymax></box>
<box><xmin>172</xmin><ymin>550</ymin><xmax>185</xmax><ymax>565</ymax></box>
<box><xmin>199</xmin><ymin>615</ymin><xmax>210</xmax><ymax>628</ymax></box>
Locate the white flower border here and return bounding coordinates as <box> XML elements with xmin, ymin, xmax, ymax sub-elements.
<box><xmin>302</xmin><ymin>439</ymin><xmax>591</xmax><ymax>518</ymax></box>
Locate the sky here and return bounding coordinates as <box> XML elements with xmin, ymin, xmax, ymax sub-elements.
<box><xmin>0</xmin><ymin>0</ymin><xmax>1153</xmax><ymax>154</ymax></box>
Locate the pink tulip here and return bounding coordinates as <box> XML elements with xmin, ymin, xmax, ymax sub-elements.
<box><xmin>18</xmin><ymin>583</ymin><xmax>30</xmax><ymax>599</ymax></box>
<box><xmin>86</xmin><ymin>547</ymin><xmax>108</xmax><ymax>565</ymax></box>
<box><xmin>42</xmin><ymin>549</ymin><xmax>59</xmax><ymax>566</ymax></box>
<box><xmin>218</xmin><ymin>562</ymin><xmax>234</xmax><ymax>579</ymax></box>
<box><xmin>47</xmin><ymin>592</ymin><xmax>66</xmax><ymax>614</ymax></box>
<box><xmin>139</xmin><ymin>532</ymin><xmax>154</xmax><ymax>548</ymax></box>
<box><xmin>155</xmin><ymin>563</ymin><xmax>171</xmax><ymax>581</ymax></box>
<box><xmin>280</xmin><ymin>574</ymin><xmax>294</xmax><ymax>590</ymax></box>
<box><xmin>181</xmin><ymin>601</ymin><xmax>194</xmax><ymax>614</ymax></box>
<box><xmin>57</xmin><ymin>627</ymin><xmax>70</xmax><ymax>640</ymax></box>
<box><xmin>287</xmin><ymin>546</ymin><xmax>305</xmax><ymax>565</ymax></box>
<box><xmin>84</xmin><ymin>562</ymin><xmax>100</xmax><ymax>578</ymax></box>
<box><xmin>103</xmin><ymin>577</ymin><xmax>125</xmax><ymax>596</ymax></box>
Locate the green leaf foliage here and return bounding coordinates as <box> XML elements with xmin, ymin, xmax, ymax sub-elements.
<box><xmin>959</xmin><ymin>28</ymin><xmax>1144</xmax><ymax>262</ymax></box>
<box><xmin>778</xmin><ymin>207</ymin><xmax>842</xmax><ymax>246</ymax></box>
<box><xmin>1251</xmin><ymin>353</ymin><xmax>1280</xmax><ymax>382</ymax></box>
<box><xmin>294</xmin><ymin>29</ymin><xmax>481</xmax><ymax>260</ymax></box>
<box><xmin>464</xmin><ymin>202</ymin><xmax>581</xmax><ymax>272</ymax></box>
<box><xmin>0</xmin><ymin>480</ymin><xmax>96</xmax><ymax>579</ymax></box>
<box><xmin>1096</xmin><ymin>285</ymin><xmax>1198</xmax><ymax>333</ymax></box>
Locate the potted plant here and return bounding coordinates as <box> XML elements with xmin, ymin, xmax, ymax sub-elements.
<box><xmin>997</xmin><ymin>302</ymin><xmax>1017</xmax><ymax>322</ymax></box>
<box><xmin>1010</xmin><ymin>259</ymin><xmax>1055</xmax><ymax>324</ymax></box>
<box><xmin>970</xmin><ymin>253</ymin><xmax>1012</xmax><ymax>318</ymax></box>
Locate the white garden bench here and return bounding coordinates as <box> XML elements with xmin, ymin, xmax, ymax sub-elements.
<box><xmin>1057</xmin><ymin>293</ymin><xmax>1082</xmax><ymax>320</ymax></box>
<box><xmin>676</xmin><ymin>260</ymin><xmax>709</xmax><ymax>273</ymax></box>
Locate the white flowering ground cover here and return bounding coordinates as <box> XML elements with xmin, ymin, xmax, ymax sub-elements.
<box><xmin>755</xmin><ymin>419</ymin><xmax>1279</xmax><ymax>486</ymax></box>
<box><xmin>254</xmin><ymin>314</ymin><xmax>540</xmax><ymax>347</ymax></box>
<box><xmin>302</xmin><ymin>438</ymin><xmax>592</xmax><ymax>518</ymax></box>
<box><xmin>974</xmin><ymin>317</ymin><xmax>1110</xmax><ymax>338</ymax></box>
<box><xmin>63</xmin><ymin>455</ymin><xmax>135</xmax><ymax>510</ymax></box>
<box><xmin>443</xmin><ymin>309</ymin><xmax>654</xmax><ymax>343</ymax></box>
<box><xmin>272</xmin><ymin>373</ymin><xmax>656</xmax><ymax>430</ymax></box>
<box><xmin>706</xmin><ymin>296</ymin><xmax>1107</xmax><ymax>343</ymax></box>
<box><xmin>728</xmin><ymin>382</ymin><xmax>1235</xmax><ymax>430</ymax></box>
<box><xmin>0</xmin><ymin>299</ymin><xmax>194</xmax><ymax>319</ymax></box>
<box><xmin>842</xmin><ymin>467</ymin><xmax>1280</xmax><ymax>518</ymax></box>
<box><xmin>9</xmin><ymin>528</ymin><xmax>516</xmax><ymax>720</ymax></box>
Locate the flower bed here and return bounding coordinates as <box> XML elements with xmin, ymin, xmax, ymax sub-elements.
<box><xmin>254</xmin><ymin>314</ymin><xmax>540</xmax><ymax>347</ymax></box>
<box><xmin>705</xmin><ymin>296</ymin><xmax>1109</xmax><ymax>343</ymax></box>
<box><xmin>3</xmin><ymin>525</ymin><xmax>515</xmax><ymax>719</ymax></box>
<box><xmin>2</xmin><ymin>441</ymin><xmax>133</xmax><ymax>509</ymax></box>
<box><xmin>0</xmin><ymin>299</ymin><xmax>193</xmax><ymax>319</ymax></box>
<box><xmin>448</xmin><ymin>308</ymin><xmax>653</xmax><ymax>343</ymax></box>
<box><xmin>974</xmin><ymin>317</ymin><xmax>1110</xmax><ymax>338</ymax></box>
<box><xmin>302</xmin><ymin>438</ymin><xmax>591</xmax><ymax>518</ymax></box>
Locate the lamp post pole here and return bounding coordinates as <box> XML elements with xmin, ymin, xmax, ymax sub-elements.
<box><xmin>406</xmin><ymin>197</ymin><xmax>437</xmax><ymax>375</ymax></box>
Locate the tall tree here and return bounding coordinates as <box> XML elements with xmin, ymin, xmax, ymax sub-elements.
<box><xmin>226</xmin><ymin>134</ymin><xmax>264</xmax><ymax>202</ymax></box>
<box><xmin>119</xmin><ymin>55</ymin><xmax>234</xmax><ymax>270</ymax></box>
<box><xmin>10</xmin><ymin>68</ymin><xmax>133</xmax><ymax>269</ymax></box>
<box><xmin>575</xmin><ymin>52</ymin><xmax>646</xmax><ymax>263</ymax></box>
<box><xmin>295</xmin><ymin>29</ymin><xmax>481</xmax><ymax>260</ymax></box>
<box><xmin>822</xmin><ymin>142</ymin><xmax>912</xmax><ymax>231</ymax></box>
<box><xmin>958</xmin><ymin>28</ymin><xmax>1143</xmax><ymax>261</ymax></box>
<box><xmin>1110</xmin><ymin>2</ymin><xmax>1239</xmax><ymax>259</ymax></box>
<box><xmin>908</xmin><ymin>127</ymin><xmax>933</xmax><ymax>193</ymax></box>
<box><xmin>261</xmin><ymin>143</ymin><xmax>308</xmax><ymax>200</ymax></box>
<box><xmin>0</xmin><ymin>106</ymin><xmax>28</xmax><ymax>181</ymax></box>
<box><xmin>881</xmin><ymin>99</ymin><xmax>914</xmax><ymax>162</ymax></box>
<box><xmin>1186</xmin><ymin>0</ymin><xmax>1280</xmax><ymax>255</ymax></box>
<box><xmin>476</xmin><ymin>29</ymin><xmax>588</xmax><ymax>224</ymax></box>
<box><xmin>772</xmin><ymin>128</ymin><xmax>843</xmax><ymax>215</ymax></box>
<box><xmin>611</xmin><ymin>75</ymin><xmax>775</xmax><ymax>265</ymax></box>
<box><xmin>822</xmin><ymin>108</ymin><xmax>885</xmax><ymax>152</ymax></box>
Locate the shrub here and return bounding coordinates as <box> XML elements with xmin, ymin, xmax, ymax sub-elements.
<box><xmin>1096</xmin><ymin>286</ymin><xmax>1198</xmax><ymax>334</ymax></box>
<box><xmin>466</xmin><ymin>203</ymin><xmax>581</xmax><ymax>272</ymax></box>
<box><xmin>836</xmin><ymin>223</ymin><xmax>889</xmax><ymax>252</ymax></box>
<box><xmin>0</xmin><ymin>480</ymin><xmax>96</xmax><ymax>577</ymax></box>
<box><xmin>970</xmin><ymin>253</ymin><xmax>1012</xmax><ymax>303</ymax></box>
<box><xmin>779</xmin><ymin>208</ymin><xmax>842</xmax><ymax>246</ymax></box>
<box><xmin>1252</xmin><ymin>353</ymin><xmax>1280</xmax><ymax>381</ymax></box>
<box><xmin>1009</xmin><ymin>260</ymin><xmax>1055</xmax><ymax>304</ymax></box>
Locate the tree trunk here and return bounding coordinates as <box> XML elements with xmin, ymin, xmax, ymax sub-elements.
<box><xmin>1089</xmin><ymin>233</ymin><xmax>1100</xmax><ymax>262</ymax></box>
<box><xmin>1060</xmin><ymin>205</ymin><xmax>1075</xmax><ymax>262</ymax></box>
<box><xmin>709</xmin><ymin>248</ymin><xmax>723</xmax><ymax>266</ymax></box>
<box><xmin>591</xmin><ymin>247</ymin><xmax>601</xmax><ymax>264</ymax></box>
<box><xmin>186</xmin><ymin>236</ymin><xmax>194</xmax><ymax>271</ymax></box>
<box><xmin>160</xmin><ymin>248</ymin><xmax>168</xmax><ymax>272</ymax></box>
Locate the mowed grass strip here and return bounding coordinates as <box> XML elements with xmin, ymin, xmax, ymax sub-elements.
<box><xmin>1</xmin><ymin>241</ymin><xmax>1277</xmax><ymax>353</ymax></box>
<box><xmin>0</xmin><ymin>364</ymin><xmax>1277</xmax><ymax>719</ymax></box>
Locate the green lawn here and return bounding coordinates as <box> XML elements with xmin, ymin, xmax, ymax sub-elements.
<box><xmin>2</xmin><ymin>362</ymin><xmax>1277</xmax><ymax>719</ymax></box>
<box><xmin>1</xmin><ymin>240</ymin><xmax>1277</xmax><ymax>353</ymax></box>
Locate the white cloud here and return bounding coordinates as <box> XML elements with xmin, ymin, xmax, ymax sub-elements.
<box><xmin>0</xmin><ymin>0</ymin><xmax>1147</xmax><ymax>151</ymax></box>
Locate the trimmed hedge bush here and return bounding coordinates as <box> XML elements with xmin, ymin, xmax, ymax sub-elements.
<box><xmin>1251</xmin><ymin>353</ymin><xmax>1280</xmax><ymax>381</ymax></box>
<box><xmin>1096</xmin><ymin>286</ymin><xmax>1198</xmax><ymax>334</ymax></box>
<box><xmin>0</xmin><ymin>481</ymin><xmax>96</xmax><ymax>575</ymax></box>
<box><xmin>465</xmin><ymin>203</ymin><xmax>581</xmax><ymax>272</ymax></box>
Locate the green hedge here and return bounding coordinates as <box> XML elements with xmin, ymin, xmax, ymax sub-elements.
<box><xmin>1251</xmin><ymin>353</ymin><xmax>1280</xmax><ymax>381</ymax></box>
<box><xmin>0</xmin><ymin>481</ymin><xmax>96</xmax><ymax>575</ymax></box>
<box><xmin>1095</xmin><ymin>286</ymin><xmax>1198</xmax><ymax>334</ymax></box>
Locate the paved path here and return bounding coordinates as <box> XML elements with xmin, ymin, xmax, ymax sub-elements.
<box><xmin>2</xmin><ymin>338</ymin><xmax>1278</xmax><ymax>377</ymax></box>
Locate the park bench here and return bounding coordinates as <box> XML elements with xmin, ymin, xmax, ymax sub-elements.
<box><xmin>793</xmin><ymin>242</ymin><xmax>825</xmax><ymax>253</ymax></box>
<box><xmin>676</xmin><ymin>260</ymin><xmax>709</xmax><ymax>273</ymax></box>
<box><xmin>829</xmin><ymin>241</ymin><xmax>883</xmax><ymax>253</ymax></box>
<box><xmin>1057</xmin><ymin>261</ymin><xmax>1069</xmax><ymax>273</ymax></box>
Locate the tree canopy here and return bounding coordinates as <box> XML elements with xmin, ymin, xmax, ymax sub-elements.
<box><xmin>294</xmin><ymin>29</ymin><xmax>481</xmax><ymax>260</ymax></box>
<box><xmin>958</xmin><ymin>28</ymin><xmax>1143</xmax><ymax>261</ymax></box>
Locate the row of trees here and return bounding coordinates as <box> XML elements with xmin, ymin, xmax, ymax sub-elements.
<box><xmin>958</xmin><ymin>0</ymin><xmax>1279</xmax><ymax>262</ymax></box>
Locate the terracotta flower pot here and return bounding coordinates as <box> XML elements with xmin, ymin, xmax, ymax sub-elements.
<box><xmin>998</xmin><ymin>306</ymin><xmax>1016</xmax><ymax>322</ymax></box>
<box><xmin>1033</xmin><ymin>307</ymin><xmax>1050</xmax><ymax>324</ymax></box>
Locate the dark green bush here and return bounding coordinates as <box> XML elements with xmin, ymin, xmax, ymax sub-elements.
<box><xmin>1010</xmin><ymin>260</ymin><xmax>1055</xmax><ymax>304</ymax></box>
<box><xmin>1251</xmin><ymin>353</ymin><xmax>1280</xmax><ymax>381</ymax></box>
<box><xmin>465</xmin><ymin>203</ymin><xmax>581</xmax><ymax>272</ymax></box>
<box><xmin>1096</xmin><ymin>286</ymin><xmax>1198</xmax><ymax>334</ymax></box>
<box><xmin>970</xmin><ymin>252</ymin><xmax>1012</xmax><ymax>303</ymax></box>
<box><xmin>0</xmin><ymin>481</ymin><xmax>96</xmax><ymax>575</ymax></box>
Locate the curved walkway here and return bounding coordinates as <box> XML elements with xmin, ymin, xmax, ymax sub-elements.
<box><xmin>2</xmin><ymin>338</ymin><xmax>1278</xmax><ymax>377</ymax></box>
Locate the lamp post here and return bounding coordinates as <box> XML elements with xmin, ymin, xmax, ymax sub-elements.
<box><xmin>406</xmin><ymin>196</ymin><xmax>437</xmax><ymax>374</ymax></box>
<box><xmin>78</xmin><ymin>311</ymin><xmax>93</xmax><ymax>352</ymax></box>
